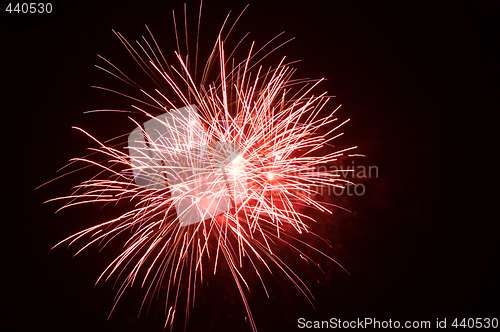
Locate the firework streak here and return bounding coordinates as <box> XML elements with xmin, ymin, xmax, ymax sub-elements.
<box><xmin>48</xmin><ymin>6</ymin><xmax>356</xmax><ymax>331</ymax></box>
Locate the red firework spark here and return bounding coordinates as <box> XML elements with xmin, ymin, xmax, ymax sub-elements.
<box><xmin>46</xmin><ymin>4</ymin><xmax>357</xmax><ymax>331</ymax></box>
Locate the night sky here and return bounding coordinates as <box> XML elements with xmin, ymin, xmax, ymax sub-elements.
<box><xmin>3</xmin><ymin>1</ymin><xmax>498</xmax><ymax>331</ymax></box>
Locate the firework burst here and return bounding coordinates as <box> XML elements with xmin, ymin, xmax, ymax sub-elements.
<box><xmin>47</xmin><ymin>4</ymin><xmax>356</xmax><ymax>331</ymax></box>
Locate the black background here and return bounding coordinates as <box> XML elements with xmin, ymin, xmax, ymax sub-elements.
<box><xmin>2</xmin><ymin>0</ymin><xmax>498</xmax><ymax>331</ymax></box>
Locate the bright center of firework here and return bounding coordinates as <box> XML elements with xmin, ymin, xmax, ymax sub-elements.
<box><xmin>227</xmin><ymin>154</ymin><xmax>245</xmax><ymax>176</ymax></box>
<box><xmin>267</xmin><ymin>173</ymin><xmax>274</xmax><ymax>180</ymax></box>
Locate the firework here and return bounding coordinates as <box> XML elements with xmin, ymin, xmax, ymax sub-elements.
<box><xmin>47</xmin><ymin>5</ymin><xmax>356</xmax><ymax>331</ymax></box>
